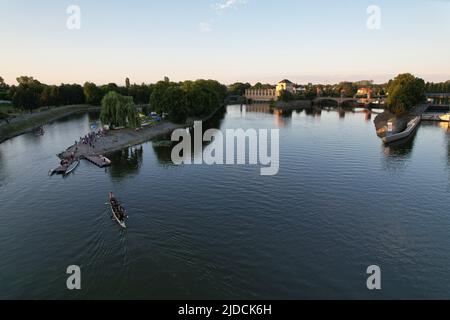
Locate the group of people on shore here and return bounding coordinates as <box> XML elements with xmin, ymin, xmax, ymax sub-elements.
<box><xmin>76</xmin><ymin>129</ymin><xmax>106</xmax><ymax>149</ymax></box>
<box><xmin>60</xmin><ymin>152</ymin><xmax>76</xmax><ymax>167</ymax></box>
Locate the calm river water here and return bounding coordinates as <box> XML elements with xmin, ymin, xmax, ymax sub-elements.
<box><xmin>1</xmin><ymin>105</ymin><xmax>450</xmax><ymax>299</ymax></box>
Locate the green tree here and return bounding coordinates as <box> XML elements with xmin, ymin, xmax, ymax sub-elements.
<box><xmin>100</xmin><ymin>91</ymin><xmax>140</xmax><ymax>128</ymax></box>
<box><xmin>83</xmin><ymin>82</ymin><xmax>103</xmax><ymax>105</ymax></box>
<box><xmin>129</xmin><ymin>83</ymin><xmax>152</xmax><ymax>104</ymax></box>
<box><xmin>228</xmin><ymin>82</ymin><xmax>251</xmax><ymax>96</ymax></box>
<box><xmin>149</xmin><ymin>81</ymin><xmax>173</xmax><ymax>114</ymax></box>
<box><xmin>279</xmin><ymin>90</ymin><xmax>294</xmax><ymax>102</ymax></box>
<box><xmin>40</xmin><ymin>85</ymin><xmax>60</xmax><ymax>107</ymax></box>
<box><xmin>11</xmin><ymin>76</ymin><xmax>43</xmax><ymax>112</ymax></box>
<box><xmin>163</xmin><ymin>86</ymin><xmax>188</xmax><ymax>123</ymax></box>
<box><xmin>58</xmin><ymin>84</ymin><xmax>84</xmax><ymax>105</ymax></box>
<box><xmin>387</xmin><ymin>73</ymin><xmax>425</xmax><ymax>115</ymax></box>
<box><xmin>0</xmin><ymin>76</ymin><xmax>9</xmax><ymax>100</ymax></box>
<box><xmin>336</xmin><ymin>82</ymin><xmax>357</xmax><ymax>97</ymax></box>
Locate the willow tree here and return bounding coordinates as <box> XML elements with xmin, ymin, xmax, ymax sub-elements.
<box><xmin>100</xmin><ymin>91</ymin><xmax>140</xmax><ymax>128</ymax></box>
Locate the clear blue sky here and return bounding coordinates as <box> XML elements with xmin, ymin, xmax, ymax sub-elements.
<box><xmin>1</xmin><ymin>0</ymin><xmax>449</xmax><ymax>85</ymax></box>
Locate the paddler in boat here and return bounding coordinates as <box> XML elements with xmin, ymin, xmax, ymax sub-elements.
<box><xmin>109</xmin><ymin>192</ymin><xmax>127</xmax><ymax>222</ymax></box>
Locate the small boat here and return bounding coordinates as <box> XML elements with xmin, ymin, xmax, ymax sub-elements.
<box><xmin>64</xmin><ymin>159</ymin><xmax>79</xmax><ymax>176</ymax></box>
<box><xmin>109</xmin><ymin>192</ymin><xmax>127</xmax><ymax>229</ymax></box>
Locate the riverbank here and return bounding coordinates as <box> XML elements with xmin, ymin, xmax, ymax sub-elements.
<box><xmin>273</xmin><ymin>100</ymin><xmax>314</xmax><ymax>111</ymax></box>
<box><xmin>58</xmin><ymin>105</ymin><xmax>225</xmax><ymax>160</ymax></box>
<box><xmin>374</xmin><ymin>104</ymin><xmax>429</xmax><ymax>137</ymax></box>
<box><xmin>0</xmin><ymin>105</ymin><xmax>100</xmax><ymax>144</ymax></box>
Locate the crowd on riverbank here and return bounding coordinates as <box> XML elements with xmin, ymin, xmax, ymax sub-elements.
<box><xmin>77</xmin><ymin>129</ymin><xmax>106</xmax><ymax>149</ymax></box>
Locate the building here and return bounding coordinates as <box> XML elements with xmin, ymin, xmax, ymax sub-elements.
<box><xmin>276</xmin><ymin>79</ymin><xmax>295</xmax><ymax>97</ymax></box>
<box><xmin>356</xmin><ymin>87</ymin><xmax>373</xmax><ymax>98</ymax></box>
<box><xmin>245</xmin><ymin>79</ymin><xmax>296</xmax><ymax>102</ymax></box>
<box><xmin>244</xmin><ymin>88</ymin><xmax>277</xmax><ymax>102</ymax></box>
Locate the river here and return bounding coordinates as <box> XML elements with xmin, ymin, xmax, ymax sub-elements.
<box><xmin>1</xmin><ymin>105</ymin><xmax>450</xmax><ymax>299</ymax></box>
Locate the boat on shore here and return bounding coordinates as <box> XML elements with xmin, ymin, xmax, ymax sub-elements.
<box><xmin>109</xmin><ymin>192</ymin><xmax>127</xmax><ymax>229</ymax></box>
<box><xmin>64</xmin><ymin>159</ymin><xmax>79</xmax><ymax>176</ymax></box>
<box><xmin>383</xmin><ymin>116</ymin><xmax>421</xmax><ymax>144</ymax></box>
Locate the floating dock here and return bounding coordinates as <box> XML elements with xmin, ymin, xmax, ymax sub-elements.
<box><xmin>82</xmin><ymin>155</ymin><xmax>112</xmax><ymax>168</ymax></box>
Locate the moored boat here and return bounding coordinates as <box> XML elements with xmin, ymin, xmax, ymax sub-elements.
<box><xmin>64</xmin><ymin>159</ymin><xmax>79</xmax><ymax>176</ymax></box>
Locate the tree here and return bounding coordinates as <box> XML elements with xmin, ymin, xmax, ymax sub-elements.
<box><xmin>128</xmin><ymin>83</ymin><xmax>152</xmax><ymax>104</ymax></box>
<box><xmin>163</xmin><ymin>86</ymin><xmax>188</xmax><ymax>123</ymax></box>
<box><xmin>228</xmin><ymin>82</ymin><xmax>251</xmax><ymax>96</ymax></box>
<box><xmin>149</xmin><ymin>81</ymin><xmax>172</xmax><ymax>114</ymax></box>
<box><xmin>387</xmin><ymin>73</ymin><xmax>425</xmax><ymax>115</ymax></box>
<box><xmin>279</xmin><ymin>90</ymin><xmax>294</xmax><ymax>102</ymax></box>
<box><xmin>149</xmin><ymin>79</ymin><xmax>226</xmax><ymax>123</ymax></box>
<box><xmin>336</xmin><ymin>82</ymin><xmax>357</xmax><ymax>97</ymax></box>
<box><xmin>40</xmin><ymin>85</ymin><xmax>60</xmax><ymax>107</ymax></box>
<box><xmin>100</xmin><ymin>91</ymin><xmax>140</xmax><ymax>128</ymax></box>
<box><xmin>11</xmin><ymin>76</ymin><xmax>43</xmax><ymax>112</ymax></box>
<box><xmin>0</xmin><ymin>76</ymin><xmax>9</xmax><ymax>100</ymax></box>
<box><xmin>0</xmin><ymin>76</ymin><xmax>7</xmax><ymax>91</ymax></box>
<box><xmin>58</xmin><ymin>84</ymin><xmax>84</xmax><ymax>105</ymax></box>
<box><xmin>125</xmin><ymin>77</ymin><xmax>130</xmax><ymax>89</ymax></box>
<box><xmin>83</xmin><ymin>82</ymin><xmax>103</xmax><ymax>105</ymax></box>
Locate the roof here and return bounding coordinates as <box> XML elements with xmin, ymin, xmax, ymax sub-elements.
<box><xmin>278</xmin><ymin>79</ymin><xmax>293</xmax><ymax>84</ymax></box>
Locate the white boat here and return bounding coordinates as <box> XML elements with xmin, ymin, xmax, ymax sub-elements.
<box><xmin>383</xmin><ymin>116</ymin><xmax>421</xmax><ymax>144</ymax></box>
<box><xmin>64</xmin><ymin>159</ymin><xmax>79</xmax><ymax>176</ymax></box>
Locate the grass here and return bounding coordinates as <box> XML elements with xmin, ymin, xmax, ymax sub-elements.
<box><xmin>0</xmin><ymin>103</ymin><xmax>18</xmax><ymax>115</ymax></box>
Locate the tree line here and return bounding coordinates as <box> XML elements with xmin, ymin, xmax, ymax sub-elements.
<box><xmin>425</xmin><ymin>81</ymin><xmax>450</xmax><ymax>94</ymax></box>
<box><xmin>98</xmin><ymin>79</ymin><xmax>227</xmax><ymax>128</ymax></box>
<box><xmin>149</xmin><ymin>79</ymin><xmax>227</xmax><ymax>123</ymax></box>
<box><xmin>0</xmin><ymin>76</ymin><xmax>154</xmax><ymax>113</ymax></box>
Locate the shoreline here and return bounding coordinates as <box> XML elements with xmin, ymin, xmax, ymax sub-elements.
<box><xmin>58</xmin><ymin>105</ymin><xmax>225</xmax><ymax>160</ymax></box>
<box><xmin>273</xmin><ymin>99</ymin><xmax>314</xmax><ymax>110</ymax></box>
<box><xmin>0</xmin><ymin>105</ymin><xmax>101</xmax><ymax>144</ymax></box>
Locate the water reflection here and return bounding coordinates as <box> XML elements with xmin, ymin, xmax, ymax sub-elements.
<box><xmin>151</xmin><ymin>107</ymin><xmax>227</xmax><ymax>166</ymax></box>
<box><xmin>383</xmin><ymin>136</ymin><xmax>416</xmax><ymax>156</ymax></box>
<box><xmin>108</xmin><ymin>146</ymin><xmax>144</xmax><ymax>179</ymax></box>
<box><xmin>364</xmin><ymin>110</ymin><xmax>372</xmax><ymax>122</ymax></box>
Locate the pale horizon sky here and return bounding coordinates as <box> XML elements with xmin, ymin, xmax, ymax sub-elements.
<box><xmin>1</xmin><ymin>0</ymin><xmax>449</xmax><ymax>86</ymax></box>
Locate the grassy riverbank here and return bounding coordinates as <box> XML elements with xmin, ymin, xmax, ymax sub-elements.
<box><xmin>0</xmin><ymin>105</ymin><xmax>100</xmax><ymax>144</ymax></box>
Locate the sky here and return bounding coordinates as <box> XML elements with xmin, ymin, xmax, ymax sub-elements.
<box><xmin>0</xmin><ymin>0</ymin><xmax>449</xmax><ymax>85</ymax></box>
